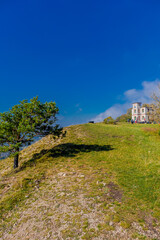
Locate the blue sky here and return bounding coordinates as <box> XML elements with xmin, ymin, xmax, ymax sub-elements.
<box><xmin>1</xmin><ymin>0</ymin><xmax>160</xmax><ymax>125</ymax></box>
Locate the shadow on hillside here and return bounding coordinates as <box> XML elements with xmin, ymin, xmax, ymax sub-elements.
<box><xmin>19</xmin><ymin>143</ymin><xmax>114</xmax><ymax>171</ymax></box>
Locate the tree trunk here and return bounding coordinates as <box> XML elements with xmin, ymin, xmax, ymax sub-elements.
<box><xmin>14</xmin><ymin>153</ymin><xmax>19</xmax><ymax>169</ymax></box>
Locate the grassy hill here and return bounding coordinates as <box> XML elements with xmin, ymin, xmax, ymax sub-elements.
<box><xmin>1</xmin><ymin>123</ymin><xmax>160</xmax><ymax>239</ymax></box>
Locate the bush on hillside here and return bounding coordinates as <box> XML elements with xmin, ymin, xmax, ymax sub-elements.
<box><xmin>103</xmin><ymin>116</ymin><xmax>116</xmax><ymax>124</ymax></box>
<box><xmin>116</xmin><ymin>108</ymin><xmax>132</xmax><ymax>122</ymax></box>
<box><xmin>116</xmin><ymin>114</ymin><xmax>131</xmax><ymax>122</ymax></box>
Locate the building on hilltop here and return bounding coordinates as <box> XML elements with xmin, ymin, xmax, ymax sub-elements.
<box><xmin>132</xmin><ymin>102</ymin><xmax>153</xmax><ymax>122</ymax></box>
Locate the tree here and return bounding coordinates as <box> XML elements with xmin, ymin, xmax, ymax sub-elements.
<box><xmin>151</xmin><ymin>85</ymin><xmax>160</xmax><ymax>123</ymax></box>
<box><xmin>142</xmin><ymin>103</ymin><xmax>155</xmax><ymax>123</ymax></box>
<box><xmin>142</xmin><ymin>103</ymin><xmax>150</xmax><ymax>108</ymax></box>
<box><xmin>0</xmin><ymin>97</ymin><xmax>64</xmax><ymax>169</ymax></box>
<box><xmin>116</xmin><ymin>108</ymin><xmax>132</xmax><ymax>122</ymax></box>
<box><xmin>103</xmin><ymin>116</ymin><xmax>116</xmax><ymax>124</ymax></box>
<box><xmin>126</xmin><ymin>108</ymin><xmax>132</xmax><ymax>117</ymax></box>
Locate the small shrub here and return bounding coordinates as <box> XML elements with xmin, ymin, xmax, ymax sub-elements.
<box><xmin>103</xmin><ymin>116</ymin><xmax>116</xmax><ymax>125</ymax></box>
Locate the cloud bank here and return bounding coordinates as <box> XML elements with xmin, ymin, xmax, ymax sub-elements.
<box><xmin>93</xmin><ymin>79</ymin><xmax>160</xmax><ymax>122</ymax></box>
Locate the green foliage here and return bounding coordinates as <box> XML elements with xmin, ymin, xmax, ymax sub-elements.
<box><xmin>116</xmin><ymin>108</ymin><xmax>132</xmax><ymax>122</ymax></box>
<box><xmin>142</xmin><ymin>103</ymin><xmax>150</xmax><ymax>108</ymax></box>
<box><xmin>0</xmin><ymin>97</ymin><xmax>64</xmax><ymax>167</ymax></box>
<box><xmin>116</xmin><ymin>114</ymin><xmax>130</xmax><ymax>122</ymax></box>
<box><xmin>103</xmin><ymin>116</ymin><xmax>116</xmax><ymax>124</ymax></box>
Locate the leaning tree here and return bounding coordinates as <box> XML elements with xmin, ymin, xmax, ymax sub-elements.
<box><xmin>0</xmin><ymin>97</ymin><xmax>64</xmax><ymax>168</ymax></box>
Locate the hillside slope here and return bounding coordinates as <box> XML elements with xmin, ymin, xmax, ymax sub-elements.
<box><xmin>1</xmin><ymin>123</ymin><xmax>160</xmax><ymax>240</ymax></box>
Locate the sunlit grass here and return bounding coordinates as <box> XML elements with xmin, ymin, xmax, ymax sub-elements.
<box><xmin>1</xmin><ymin>123</ymin><xmax>160</xmax><ymax>239</ymax></box>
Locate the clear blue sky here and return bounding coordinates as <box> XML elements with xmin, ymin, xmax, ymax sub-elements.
<box><xmin>1</xmin><ymin>0</ymin><xmax>160</xmax><ymax>125</ymax></box>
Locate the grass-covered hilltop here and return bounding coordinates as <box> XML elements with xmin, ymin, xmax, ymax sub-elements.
<box><xmin>1</xmin><ymin>123</ymin><xmax>160</xmax><ymax>239</ymax></box>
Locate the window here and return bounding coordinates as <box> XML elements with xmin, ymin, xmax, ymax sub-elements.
<box><xmin>142</xmin><ymin>109</ymin><xmax>144</xmax><ymax>113</ymax></box>
<box><xmin>134</xmin><ymin>116</ymin><xmax>136</xmax><ymax>120</ymax></box>
<box><xmin>134</xmin><ymin>106</ymin><xmax>136</xmax><ymax>108</ymax></box>
<box><xmin>134</xmin><ymin>110</ymin><xmax>136</xmax><ymax>113</ymax></box>
<box><xmin>142</xmin><ymin>116</ymin><xmax>144</xmax><ymax>120</ymax></box>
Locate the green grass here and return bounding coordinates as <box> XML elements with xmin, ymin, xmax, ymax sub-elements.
<box><xmin>1</xmin><ymin>123</ymin><xmax>160</xmax><ymax>239</ymax></box>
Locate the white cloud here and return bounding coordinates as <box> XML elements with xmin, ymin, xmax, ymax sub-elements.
<box><xmin>124</xmin><ymin>80</ymin><xmax>160</xmax><ymax>103</ymax></box>
<box><xmin>93</xmin><ymin>79</ymin><xmax>160</xmax><ymax>122</ymax></box>
<box><xmin>93</xmin><ymin>103</ymin><xmax>130</xmax><ymax>122</ymax></box>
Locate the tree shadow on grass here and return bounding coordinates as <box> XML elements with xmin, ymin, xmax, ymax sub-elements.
<box><xmin>19</xmin><ymin>143</ymin><xmax>114</xmax><ymax>171</ymax></box>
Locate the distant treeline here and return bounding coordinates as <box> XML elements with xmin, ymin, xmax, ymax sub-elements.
<box><xmin>103</xmin><ymin>108</ymin><xmax>132</xmax><ymax>124</ymax></box>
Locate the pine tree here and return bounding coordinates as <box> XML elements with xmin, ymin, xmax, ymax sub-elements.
<box><xmin>0</xmin><ymin>97</ymin><xmax>64</xmax><ymax>168</ymax></box>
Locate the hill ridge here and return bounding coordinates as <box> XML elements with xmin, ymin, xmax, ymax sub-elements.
<box><xmin>1</xmin><ymin>123</ymin><xmax>160</xmax><ymax>239</ymax></box>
